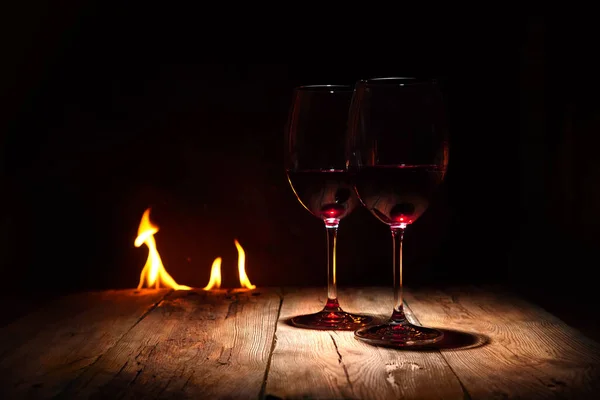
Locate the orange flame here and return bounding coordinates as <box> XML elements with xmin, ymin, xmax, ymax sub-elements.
<box><xmin>235</xmin><ymin>239</ymin><xmax>256</xmax><ymax>290</ymax></box>
<box><xmin>201</xmin><ymin>240</ymin><xmax>255</xmax><ymax>290</ymax></box>
<box><xmin>203</xmin><ymin>257</ymin><xmax>222</xmax><ymax>290</ymax></box>
<box><xmin>135</xmin><ymin>208</ymin><xmax>191</xmax><ymax>290</ymax></box>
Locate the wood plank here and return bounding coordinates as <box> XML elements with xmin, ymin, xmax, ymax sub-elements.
<box><xmin>0</xmin><ymin>289</ymin><xmax>169</xmax><ymax>399</ymax></box>
<box><xmin>264</xmin><ymin>287</ymin><xmax>352</xmax><ymax>399</ymax></box>
<box><xmin>341</xmin><ymin>287</ymin><xmax>466</xmax><ymax>400</ymax></box>
<box><xmin>0</xmin><ymin>292</ymin><xmax>60</xmax><ymax>329</ymax></box>
<box><xmin>4</xmin><ymin>286</ymin><xmax>598</xmax><ymax>399</ymax></box>
<box><xmin>406</xmin><ymin>286</ymin><xmax>600</xmax><ymax>399</ymax></box>
<box><xmin>265</xmin><ymin>287</ymin><xmax>465</xmax><ymax>399</ymax></box>
<box><xmin>56</xmin><ymin>288</ymin><xmax>281</xmax><ymax>399</ymax></box>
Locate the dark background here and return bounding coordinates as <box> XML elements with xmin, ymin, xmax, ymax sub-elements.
<box><xmin>1</xmin><ymin>12</ymin><xmax>599</xmax><ymax>336</ymax></box>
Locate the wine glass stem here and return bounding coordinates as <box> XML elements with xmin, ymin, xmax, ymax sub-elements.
<box><xmin>391</xmin><ymin>227</ymin><xmax>406</xmax><ymax>323</ymax></box>
<box><xmin>324</xmin><ymin>221</ymin><xmax>341</xmax><ymax>312</ymax></box>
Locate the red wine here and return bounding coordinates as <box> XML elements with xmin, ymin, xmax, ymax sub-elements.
<box><xmin>287</xmin><ymin>169</ymin><xmax>358</xmax><ymax>222</ymax></box>
<box><xmin>354</xmin><ymin>165</ymin><xmax>445</xmax><ymax>227</ymax></box>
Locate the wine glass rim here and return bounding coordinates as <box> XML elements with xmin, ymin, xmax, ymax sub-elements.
<box><xmin>358</xmin><ymin>77</ymin><xmax>437</xmax><ymax>86</ymax></box>
<box><xmin>295</xmin><ymin>84</ymin><xmax>353</xmax><ymax>92</ymax></box>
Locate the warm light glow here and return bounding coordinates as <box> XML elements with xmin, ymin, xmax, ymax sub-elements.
<box><xmin>235</xmin><ymin>239</ymin><xmax>256</xmax><ymax>290</ymax></box>
<box><xmin>135</xmin><ymin>208</ymin><xmax>191</xmax><ymax>290</ymax></box>
<box><xmin>203</xmin><ymin>257</ymin><xmax>222</xmax><ymax>290</ymax></box>
<box><xmin>134</xmin><ymin>209</ymin><xmax>255</xmax><ymax>290</ymax></box>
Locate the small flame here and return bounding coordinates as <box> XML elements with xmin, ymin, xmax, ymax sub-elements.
<box><xmin>235</xmin><ymin>239</ymin><xmax>256</xmax><ymax>290</ymax></box>
<box><xmin>202</xmin><ymin>240</ymin><xmax>256</xmax><ymax>290</ymax></box>
<box><xmin>135</xmin><ymin>208</ymin><xmax>191</xmax><ymax>290</ymax></box>
<box><xmin>203</xmin><ymin>257</ymin><xmax>222</xmax><ymax>290</ymax></box>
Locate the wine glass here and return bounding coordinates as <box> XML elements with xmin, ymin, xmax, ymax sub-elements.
<box><xmin>347</xmin><ymin>77</ymin><xmax>449</xmax><ymax>346</ymax></box>
<box><xmin>285</xmin><ymin>85</ymin><xmax>374</xmax><ymax>330</ymax></box>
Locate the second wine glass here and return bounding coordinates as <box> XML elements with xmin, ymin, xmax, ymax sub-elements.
<box><xmin>347</xmin><ymin>77</ymin><xmax>449</xmax><ymax>346</ymax></box>
<box><xmin>285</xmin><ymin>85</ymin><xmax>373</xmax><ymax>330</ymax></box>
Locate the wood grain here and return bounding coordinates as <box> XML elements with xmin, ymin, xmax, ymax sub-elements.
<box><xmin>406</xmin><ymin>286</ymin><xmax>600</xmax><ymax>399</ymax></box>
<box><xmin>56</xmin><ymin>288</ymin><xmax>281</xmax><ymax>399</ymax></box>
<box><xmin>340</xmin><ymin>287</ymin><xmax>466</xmax><ymax>400</ymax></box>
<box><xmin>265</xmin><ymin>287</ymin><xmax>466</xmax><ymax>400</ymax></box>
<box><xmin>2</xmin><ymin>286</ymin><xmax>599</xmax><ymax>399</ymax></box>
<box><xmin>264</xmin><ymin>287</ymin><xmax>352</xmax><ymax>399</ymax></box>
<box><xmin>0</xmin><ymin>289</ymin><xmax>169</xmax><ymax>399</ymax></box>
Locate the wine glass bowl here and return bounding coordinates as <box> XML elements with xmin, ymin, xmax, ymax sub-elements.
<box><xmin>347</xmin><ymin>77</ymin><xmax>448</xmax><ymax>346</ymax></box>
<box><xmin>286</xmin><ymin>170</ymin><xmax>357</xmax><ymax>224</ymax></box>
<box><xmin>285</xmin><ymin>85</ymin><xmax>374</xmax><ymax>330</ymax></box>
<box><xmin>353</xmin><ymin>165</ymin><xmax>445</xmax><ymax>228</ymax></box>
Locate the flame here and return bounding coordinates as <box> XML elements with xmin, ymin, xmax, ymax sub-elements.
<box><xmin>235</xmin><ymin>239</ymin><xmax>256</xmax><ymax>290</ymax></box>
<box><xmin>203</xmin><ymin>257</ymin><xmax>222</xmax><ymax>290</ymax></box>
<box><xmin>202</xmin><ymin>240</ymin><xmax>255</xmax><ymax>290</ymax></box>
<box><xmin>133</xmin><ymin>208</ymin><xmax>255</xmax><ymax>290</ymax></box>
<box><xmin>135</xmin><ymin>208</ymin><xmax>191</xmax><ymax>290</ymax></box>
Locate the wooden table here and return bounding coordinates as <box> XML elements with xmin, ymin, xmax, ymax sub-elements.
<box><xmin>1</xmin><ymin>287</ymin><xmax>599</xmax><ymax>399</ymax></box>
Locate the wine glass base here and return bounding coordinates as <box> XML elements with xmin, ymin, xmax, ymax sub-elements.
<box><xmin>291</xmin><ymin>310</ymin><xmax>374</xmax><ymax>331</ymax></box>
<box><xmin>355</xmin><ymin>320</ymin><xmax>444</xmax><ymax>347</ymax></box>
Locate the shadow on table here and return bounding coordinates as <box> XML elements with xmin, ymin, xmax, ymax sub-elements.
<box><xmin>423</xmin><ymin>328</ymin><xmax>489</xmax><ymax>351</ymax></box>
<box><xmin>281</xmin><ymin>317</ymin><xmax>489</xmax><ymax>351</ymax></box>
